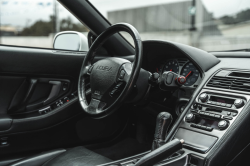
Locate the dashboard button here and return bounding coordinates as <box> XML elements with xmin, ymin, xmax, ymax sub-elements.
<box><xmin>199</xmin><ymin>93</ymin><xmax>209</xmax><ymax>102</ymax></box>
<box><xmin>212</xmin><ymin>101</ymin><xmax>217</xmax><ymax>105</ymax></box>
<box><xmin>119</xmin><ymin>70</ymin><xmax>125</xmax><ymax>79</ymax></box>
<box><xmin>185</xmin><ymin>113</ymin><xmax>196</xmax><ymax>122</ymax></box>
<box><xmin>193</xmin><ymin>103</ymin><xmax>198</xmax><ymax>109</ymax></box>
<box><xmin>199</xmin><ymin>111</ymin><xmax>204</xmax><ymax>115</ymax></box>
<box><xmin>206</xmin><ymin>127</ymin><xmax>213</xmax><ymax>131</ymax></box>
<box><xmin>209</xmin><ymin>113</ymin><xmax>215</xmax><ymax>117</ymax></box>
<box><xmin>216</xmin><ymin>102</ymin><xmax>221</xmax><ymax>106</ymax></box>
<box><xmin>196</xmin><ymin>124</ymin><xmax>201</xmax><ymax>128</ymax></box>
<box><xmin>221</xmin><ymin>103</ymin><xmax>226</xmax><ymax>107</ymax></box>
<box><xmin>204</xmin><ymin>112</ymin><xmax>210</xmax><ymax>116</ymax></box>
<box><xmin>214</xmin><ymin>114</ymin><xmax>221</xmax><ymax>119</ymax></box>
<box><xmin>191</xmin><ymin>124</ymin><xmax>197</xmax><ymax>127</ymax></box>
<box><xmin>234</xmin><ymin>99</ymin><xmax>244</xmax><ymax>108</ymax></box>
<box><xmin>197</xmin><ymin>104</ymin><xmax>202</xmax><ymax>110</ymax></box>
<box><xmin>201</xmin><ymin>125</ymin><xmax>207</xmax><ymax>130</ymax></box>
<box><xmin>227</xmin><ymin>112</ymin><xmax>231</xmax><ymax>115</ymax></box>
<box><xmin>223</xmin><ymin>116</ymin><xmax>233</xmax><ymax>120</ymax></box>
<box><xmin>218</xmin><ymin>120</ymin><xmax>229</xmax><ymax>130</ymax></box>
<box><xmin>232</xmin><ymin>113</ymin><xmax>237</xmax><ymax>116</ymax></box>
<box><xmin>226</xmin><ymin>104</ymin><xmax>232</xmax><ymax>108</ymax></box>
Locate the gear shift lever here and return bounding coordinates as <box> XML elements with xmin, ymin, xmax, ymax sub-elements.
<box><xmin>152</xmin><ymin>112</ymin><xmax>173</xmax><ymax>150</ymax></box>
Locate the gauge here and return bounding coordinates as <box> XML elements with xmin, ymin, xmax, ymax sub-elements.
<box><xmin>163</xmin><ymin>59</ymin><xmax>179</xmax><ymax>74</ymax></box>
<box><xmin>181</xmin><ymin>62</ymin><xmax>199</xmax><ymax>86</ymax></box>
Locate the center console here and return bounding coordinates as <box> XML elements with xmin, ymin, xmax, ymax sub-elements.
<box><xmin>100</xmin><ymin>69</ymin><xmax>250</xmax><ymax>166</ymax></box>
<box><xmin>174</xmin><ymin>69</ymin><xmax>250</xmax><ymax>164</ymax></box>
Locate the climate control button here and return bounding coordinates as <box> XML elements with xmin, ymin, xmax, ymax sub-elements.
<box><xmin>218</xmin><ymin>120</ymin><xmax>229</xmax><ymax>130</ymax></box>
<box><xmin>199</xmin><ymin>93</ymin><xmax>209</xmax><ymax>102</ymax></box>
<box><xmin>234</xmin><ymin>99</ymin><xmax>244</xmax><ymax>108</ymax></box>
<box><xmin>185</xmin><ymin>113</ymin><xmax>196</xmax><ymax>122</ymax></box>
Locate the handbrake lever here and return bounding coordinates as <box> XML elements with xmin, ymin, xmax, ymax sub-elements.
<box><xmin>134</xmin><ymin>139</ymin><xmax>184</xmax><ymax>166</ymax></box>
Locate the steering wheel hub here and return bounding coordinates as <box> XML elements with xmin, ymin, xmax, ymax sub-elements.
<box><xmin>90</xmin><ymin>58</ymin><xmax>130</xmax><ymax>101</ymax></box>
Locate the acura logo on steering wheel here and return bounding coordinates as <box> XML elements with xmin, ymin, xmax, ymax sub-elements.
<box><xmin>96</xmin><ymin>65</ymin><xmax>112</xmax><ymax>72</ymax></box>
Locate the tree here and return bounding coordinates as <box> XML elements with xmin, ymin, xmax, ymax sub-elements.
<box><xmin>220</xmin><ymin>9</ymin><xmax>250</xmax><ymax>25</ymax></box>
<box><xmin>60</xmin><ymin>17</ymin><xmax>88</xmax><ymax>32</ymax></box>
<box><xmin>20</xmin><ymin>16</ymin><xmax>54</xmax><ymax>36</ymax></box>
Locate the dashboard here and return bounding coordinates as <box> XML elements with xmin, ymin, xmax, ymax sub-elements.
<box><xmin>153</xmin><ymin>58</ymin><xmax>202</xmax><ymax>88</ymax></box>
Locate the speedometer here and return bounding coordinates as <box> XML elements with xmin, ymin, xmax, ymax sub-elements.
<box><xmin>181</xmin><ymin>62</ymin><xmax>199</xmax><ymax>86</ymax></box>
<box><xmin>163</xmin><ymin>60</ymin><xmax>179</xmax><ymax>74</ymax></box>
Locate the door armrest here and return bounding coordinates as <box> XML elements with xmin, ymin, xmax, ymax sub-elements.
<box><xmin>0</xmin><ymin>115</ymin><xmax>12</xmax><ymax>131</ymax></box>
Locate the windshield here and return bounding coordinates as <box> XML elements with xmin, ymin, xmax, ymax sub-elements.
<box><xmin>90</xmin><ymin>0</ymin><xmax>250</xmax><ymax>51</ymax></box>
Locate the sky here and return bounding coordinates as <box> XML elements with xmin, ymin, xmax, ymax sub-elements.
<box><xmin>1</xmin><ymin>0</ymin><xmax>250</xmax><ymax>28</ymax></box>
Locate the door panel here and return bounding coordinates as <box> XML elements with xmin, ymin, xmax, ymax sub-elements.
<box><xmin>0</xmin><ymin>45</ymin><xmax>129</xmax><ymax>157</ymax></box>
<box><xmin>0</xmin><ymin>45</ymin><xmax>83</xmax><ymax>135</ymax></box>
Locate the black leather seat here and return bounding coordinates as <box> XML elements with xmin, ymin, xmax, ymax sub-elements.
<box><xmin>8</xmin><ymin>146</ymin><xmax>112</xmax><ymax>166</ymax></box>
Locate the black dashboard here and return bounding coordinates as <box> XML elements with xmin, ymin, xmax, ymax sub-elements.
<box><xmin>139</xmin><ymin>40</ymin><xmax>219</xmax><ymax>117</ymax></box>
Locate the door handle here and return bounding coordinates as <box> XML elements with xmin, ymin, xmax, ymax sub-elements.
<box><xmin>43</xmin><ymin>81</ymin><xmax>62</xmax><ymax>105</ymax></box>
<box><xmin>23</xmin><ymin>79</ymin><xmax>38</xmax><ymax>104</ymax></box>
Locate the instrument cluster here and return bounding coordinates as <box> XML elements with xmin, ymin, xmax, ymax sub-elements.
<box><xmin>155</xmin><ymin>59</ymin><xmax>201</xmax><ymax>87</ymax></box>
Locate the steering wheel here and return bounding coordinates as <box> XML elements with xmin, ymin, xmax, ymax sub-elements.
<box><xmin>78</xmin><ymin>23</ymin><xmax>143</xmax><ymax>117</ymax></box>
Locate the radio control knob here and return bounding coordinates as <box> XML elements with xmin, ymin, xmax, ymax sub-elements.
<box><xmin>234</xmin><ymin>99</ymin><xmax>244</xmax><ymax>108</ymax></box>
<box><xmin>218</xmin><ymin>120</ymin><xmax>229</xmax><ymax>130</ymax></box>
<box><xmin>185</xmin><ymin>113</ymin><xmax>195</xmax><ymax>123</ymax></box>
<box><xmin>199</xmin><ymin>93</ymin><xmax>209</xmax><ymax>102</ymax></box>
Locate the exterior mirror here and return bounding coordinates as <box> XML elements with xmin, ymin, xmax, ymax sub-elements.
<box><xmin>53</xmin><ymin>31</ymin><xmax>89</xmax><ymax>51</ymax></box>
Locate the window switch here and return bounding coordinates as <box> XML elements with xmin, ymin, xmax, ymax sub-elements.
<box><xmin>62</xmin><ymin>82</ymin><xmax>69</xmax><ymax>91</ymax></box>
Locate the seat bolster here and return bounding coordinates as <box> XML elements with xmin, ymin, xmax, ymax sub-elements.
<box><xmin>8</xmin><ymin>149</ymin><xmax>66</xmax><ymax>166</ymax></box>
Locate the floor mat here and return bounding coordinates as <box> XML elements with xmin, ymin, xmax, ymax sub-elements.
<box><xmin>92</xmin><ymin>138</ymin><xmax>151</xmax><ymax>161</ymax></box>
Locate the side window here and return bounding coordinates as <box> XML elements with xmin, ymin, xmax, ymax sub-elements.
<box><xmin>0</xmin><ymin>0</ymin><xmax>89</xmax><ymax>49</ymax></box>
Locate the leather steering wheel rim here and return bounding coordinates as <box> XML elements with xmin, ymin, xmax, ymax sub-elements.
<box><xmin>78</xmin><ymin>23</ymin><xmax>143</xmax><ymax>117</ymax></box>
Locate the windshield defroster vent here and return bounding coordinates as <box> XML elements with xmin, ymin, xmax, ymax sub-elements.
<box><xmin>207</xmin><ymin>76</ymin><xmax>250</xmax><ymax>92</ymax></box>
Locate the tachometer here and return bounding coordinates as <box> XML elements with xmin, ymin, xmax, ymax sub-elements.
<box><xmin>180</xmin><ymin>62</ymin><xmax>199</xmax><ymax>86</ymax></box>
<box><xmin>163</xmin><ymin>60</ymin><xmax>179</xmax><ymax>74</ymax></box>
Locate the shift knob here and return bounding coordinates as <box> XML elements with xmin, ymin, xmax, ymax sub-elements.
<box><xmin>152</xmin><ymin>112</ymin><xmax>172</xmax><ymax>150</ymax></box>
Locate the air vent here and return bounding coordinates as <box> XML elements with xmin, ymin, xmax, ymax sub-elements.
<box><xmin>177</xmin><ymin>59</ymin><xmax>189</xmax><ymax>66</ymax></box>
<box><xmin>207</xmin><ymin>76</ymin><xmax>250</xmax><ymax>92</ymax></box>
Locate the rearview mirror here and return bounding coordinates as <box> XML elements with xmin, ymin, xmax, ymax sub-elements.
<box><xmin>53</xmin><ymin>31</ymin><xmax>89</xmax><ymax>51</ymax></box>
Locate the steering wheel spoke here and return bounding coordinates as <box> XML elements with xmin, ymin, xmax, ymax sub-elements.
<box><xmin>86</xmin><ymin>98</ymin><xmax>106</xmax><ymax>114</ymax></box>
<box><xmin>117</xmin><ymin>63</ymin><xmax>132</xmax><ymax>83</ymax></box>
<box><xmin>82</xmin><ymin>65</ymin><xmax>93</xmax><ymax>76</ymax></box>
<box><xmin>109</xmin><ymin>81</ymin><xmax>125</xmax><ymax>97</ymax></box>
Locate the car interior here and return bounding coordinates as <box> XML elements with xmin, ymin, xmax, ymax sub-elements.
<box><xmin>1</xmin><ymin>0</ymin><xmax>250</xmax><ymax>166</ymax></box>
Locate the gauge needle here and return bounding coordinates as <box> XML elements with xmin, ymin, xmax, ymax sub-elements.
<box><xmin>170</xmin><ymin>69</ymin><xmax>172</xmax><ymax>71</ymax></box>
<box><xmin>185</xmin><ymin>71</ymin><xmax>192</xmax><ymax>78</ymax></box>
<box><xmin>156</xmin><ymin>68</ymin><xmax>158</xmax><ymax>72</ymax></box>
